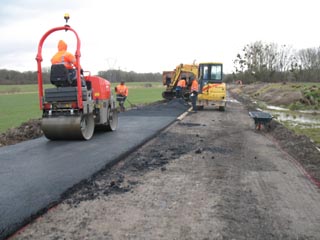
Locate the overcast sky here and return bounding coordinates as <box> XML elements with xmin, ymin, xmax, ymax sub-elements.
<box><xmin>1</xmin><ymin>0</ymin><xmax>320</xmax><ymax>74</ymax></box>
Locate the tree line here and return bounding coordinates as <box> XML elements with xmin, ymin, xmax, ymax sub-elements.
<box><xmin>0</xmin><ymin>69</ymin><xmax>44</xmax><ymax>84</ymax></box>
<box><xmin>97</xmin><ymin>70</ymin><xmax>161</xmax><ymax>83</ymax></box>
<box><xmin>230</xmin><ymin>41</ymin><xmax>320</xmax><ymax>83</ymax></box>
<box><xmin>0</xmin><ymin>69</ymin><xmax>162</xmax><ymax>85</ymax></box>
<box><xmin>3</xmin><ymin>41</ymin><xmax>320</xmax><ymax>85</ymax></box>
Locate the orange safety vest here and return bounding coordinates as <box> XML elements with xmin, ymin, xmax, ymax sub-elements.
<box><xmin>116</xmin><ymin>84</ymin><xmax>128</xmax><ymax>96</ymax></box>
<box><xmin>51</xmin><ymin>40</ymin><xmax>79</xmax><ymax>70</ymax></box>
<box><xmin>177</xmin><ymin>79</ymin><xmax>186</xmax><ymax>88</ymax></box>
<box><xmin>191</xmin><ymin>80</ymin><xmax>199</xmax><ymax>92</ymax></box>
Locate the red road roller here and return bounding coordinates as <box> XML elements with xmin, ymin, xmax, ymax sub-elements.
<box><xmin>36</xmin><ymin>14</ymin><xmax>118</xmax><ymax>140</ymax></box>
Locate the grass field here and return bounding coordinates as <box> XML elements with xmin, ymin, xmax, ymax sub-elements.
<box><xmin>0</xmin><ymin>82</ymin><xmax>164</xmax><ymax>133</ymax></box>
<box><xmin>240</xmin><ymin>82</ymin><xmax>320</xmax><ymax>146</ymax></box>
<box><xmin>252</xmin><ymin>82</ymin><xmax>320</xmax><ymax>110</ymax></box>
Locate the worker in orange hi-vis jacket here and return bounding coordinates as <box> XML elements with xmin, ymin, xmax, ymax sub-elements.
<box><xmin>51</xmin><ymin>40</ymin><xmax>79</xmax><ymax>69</ymax></box>
<box><xmin>176</xmin><ymin>76</ymin><xmax>187</xmax><ymax>98</ymax></box>
<box><xmin>190</xmin><ymin>76</ymin><xmax>199</xmax><ymax>112</ymax></box>
<box><xmin>115</xmin><ymin>81</ymin><xmax>129</xmax><ymax>111</ymax></box>
<box><xmin>51</xmin><ymin>40</ymin><xmax>85</xmax><ymax>86</ymax></box>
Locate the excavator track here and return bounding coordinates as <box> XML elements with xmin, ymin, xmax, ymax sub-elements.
<box><xmin>41</xmin><ymin>114</ymin><xmax>95</xmax><ymax>140</ymax></box>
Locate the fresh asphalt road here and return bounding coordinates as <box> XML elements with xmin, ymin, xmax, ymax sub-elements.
<box><xmin>0</xmin><ymin>100</ymin><xmax>189</xmax><ymax>239</ymax></box>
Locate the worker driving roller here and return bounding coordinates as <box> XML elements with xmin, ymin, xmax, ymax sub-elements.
<box><xmin>51</xmin><ymin>39</ymin><xmax>85</xmax><ymax>87</ymax></box>
<box><xmin>115</xmin><ymin>81</ymin><xmax>129</xmax><ymax>112</ymax></box>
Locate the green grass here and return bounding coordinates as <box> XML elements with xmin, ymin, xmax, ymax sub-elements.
<box><xmin>0</xmin><ymin>82</ymin><xmax>165</xmax><ymax>133</ymax></box>
<box><xmin>111</xmin><ymin>82</ymin><xmax>163</xmax><ymax>108</ymax></box>
<box><xmin>115</xmin><ymin>82</ymin><xmax>163</xmax><ymax>88</ymax></box>
<box><xmin>0</xmin><ymin>93</ymin><xmax>40</xmax><ymax>132</ymax></box>
<box><xmin>281</xmin><ymin>122</ymin><xmax>320</xmax><ymax>146</ymax></box>
<box><xmin>294</xmin><ymin>128</ymin><xmax>320</xmax><ymax>146</ymax></box>
<box><xmin>247</xmin><ymin>82</ymin><xmax>320</xmax><ymax>110</ymax></box>
<box><xmin>0</xmin><ymin>84</ymin><xmax>39</xmax><ymax>94</ymax></box>
<box><xmin>121</xmin><ymin>88</ymin><xmax>163</xmax><ymax>107</ymax></box>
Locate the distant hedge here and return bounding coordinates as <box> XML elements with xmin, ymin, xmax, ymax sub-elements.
<box><xmin>0</xmin><ymin>68</ymin><xmax>162</xmax><ymax>85</ymax></box>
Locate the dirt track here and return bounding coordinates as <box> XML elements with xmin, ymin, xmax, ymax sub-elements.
<box><xmin>10</xmin><ymin>97</ymin><xmax>320</xmax><ymax>240</ymax></box>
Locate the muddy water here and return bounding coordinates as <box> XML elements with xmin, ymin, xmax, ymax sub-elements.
<box><xmin>262</xmin><ymin>105</ymin><xmax>320</xmax><ymax>129</ymax></box>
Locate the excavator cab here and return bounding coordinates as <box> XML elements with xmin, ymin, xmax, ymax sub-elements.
<box><xmin>197</xmin><ymin>62</ymin><xmax>226</xmax><ymax>111</ymax></box>
<box><xmin>199</xmin><ymin>63</ymin><xmax>223</xmax><ymax>85</ymax></box>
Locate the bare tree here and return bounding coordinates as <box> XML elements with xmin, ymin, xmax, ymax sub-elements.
<box><xmin>233</xmin><ymin>41</ymin><xmax>279</xmax><ymax>82</ymax></box>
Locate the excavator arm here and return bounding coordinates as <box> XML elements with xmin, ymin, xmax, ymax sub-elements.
<box><xmin>162</xmin><ymin>63</ymin><xmax>198</xmax><ymax>100</ymax></box>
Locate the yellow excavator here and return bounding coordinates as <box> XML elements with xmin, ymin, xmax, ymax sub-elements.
<box><xmin>197</xmin><ymin>62</ymin><xmax>226</xmax><ymax>111</ymax></box>
<box><xmin>162</xmin><ymin>62</ymin><xmax>226</xmax><ymax>111</ymax></box>
<box><xmin>162</xmin><ymin>63</ymin><xmax>198</xmax><ymax>100</ymax></box>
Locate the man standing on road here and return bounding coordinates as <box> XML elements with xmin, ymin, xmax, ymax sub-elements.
<box><xmin>115</xmin><ymin>81</ymin><xmax>129</xmax><ymax>112</ymax></box>
<box><xmin>190</xmin><ymin>76</ymin><xmax>199</xmax><ymax>112</ymax></box>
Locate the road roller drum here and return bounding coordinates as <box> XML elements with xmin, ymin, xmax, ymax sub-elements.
<box><xmin>41</xmin><ymin>114</ymin><xmax>95</xmax><ymax>140</ymax></box>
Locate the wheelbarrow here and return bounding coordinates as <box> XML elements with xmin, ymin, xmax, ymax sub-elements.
<box><xmin>249</xmin><ymin>111</ymin><xmax>273</xmax><ymax>130</ymax></box>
